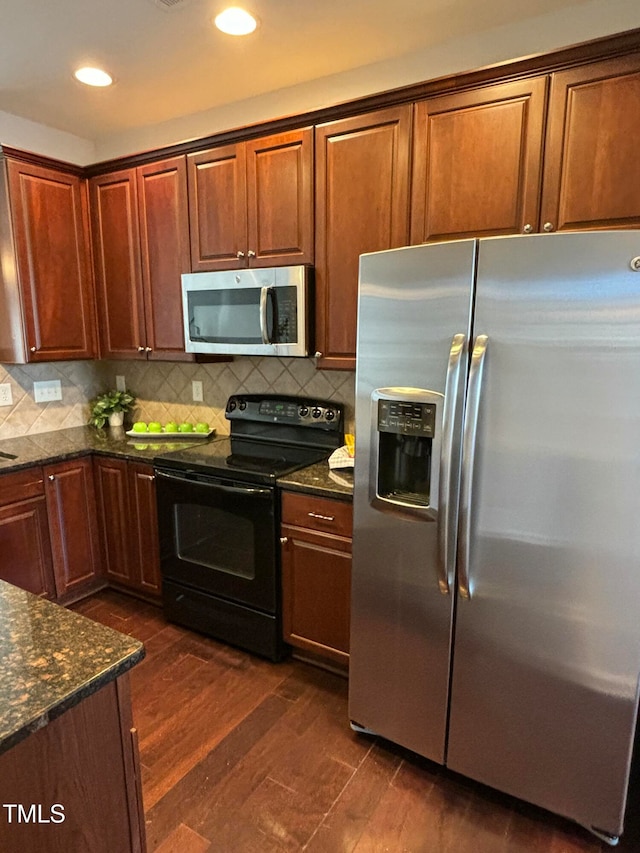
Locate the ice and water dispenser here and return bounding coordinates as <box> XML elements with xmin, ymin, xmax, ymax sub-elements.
<box><xmin>370</xmin><ymin>388</ymin><xmax>442</xmax><ymax>520</ymax></box>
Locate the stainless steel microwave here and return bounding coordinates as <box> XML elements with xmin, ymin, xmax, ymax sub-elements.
<box><xmin>181</xmin><ymin>266</ymin><xmax>311</xmax><ymax>357</ymax></box>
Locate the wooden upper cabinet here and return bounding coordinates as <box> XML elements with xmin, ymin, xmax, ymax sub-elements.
<box><xmin>245</xmin><ymin>129</ymin><xmax>313</xmax><ymax>266</ymax></box>
<box><xmin>411</xmin><ymin>77</ymin><xmax>548</xmax><ymax>243</ymax></box>
<box><xmin>90</xmin><ymin>169</ymin><xmax>146</xmax><ymax>359</ymax></box>
<box><xmin>0</xmin><ymin>156</ymin><xmax>96</xmax><ymax>363</ymax></box>
<box><xmin>137</xmin><ymin>156</ymin><xmax>192</xmax><ymax>361</ymax></box>
<box><xmin>90</xmin><ymin>157</ymin><xmax>192</xmax><ymax>361</ymax></box>
<box><xmin>541</xmin><ymin>53</ymin><xmax>640</xmax><ymax>233</ymax></box>
<box><xmin>188</xmin><ymin>143</ymin><xmax>247</xmax><ymax>271</ymax></box>
<box><xmin>315</xmin><ymin>106</ymin><xmax>412</xmax><ymax>370</ymax></box>
<box><xmin>187</xmin><ymin>128</ymin><xmax>313</xmax><ymax>271</ymax></box>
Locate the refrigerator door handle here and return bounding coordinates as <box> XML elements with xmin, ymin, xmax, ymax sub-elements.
<box><xmin>437</xmin><ymin>333</ymin><xmax>466</xmax><ymax>595</ymax></box>
<box><xmin>458</xmin><ymin>334</ymin><xmax>489</xmax><ymax>600</ymax></box>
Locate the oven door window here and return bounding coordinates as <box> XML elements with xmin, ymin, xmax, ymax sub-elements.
<box><xmin>175</xmin><ymin>503</ymin><xmax>255</xmax><ymax>579</ymax></box>
<box><xmin>156</xmin><ymin>471</ymin><xmax>277</xmax><ymax>612</ymax></box>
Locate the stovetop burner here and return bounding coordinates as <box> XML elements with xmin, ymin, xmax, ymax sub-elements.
<box><xmin>154</xmin><ymin>395</ymin><xmax>344</xmax><ymax>485</ymax></box>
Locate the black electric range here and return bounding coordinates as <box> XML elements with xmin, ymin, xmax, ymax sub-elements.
<box><xmin>154</xmin><ymin>394</ymin><xmax>344</xmax><ymax>660</ymax></box>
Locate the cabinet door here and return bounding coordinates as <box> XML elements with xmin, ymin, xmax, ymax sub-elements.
<box><xmin>0</xmin><ymin>467</ymin><xmax>56</xmax><ymax>598</ymax></box>
<box><xmin>245</xmin><ymin>128</ymin><xmax>314</xmax><ymax>266</ymax></box>
<box><xmin>411</xmin><ymin>78</ymin><xmax>547</xmax><ymax>242</ymax></box>
<box><xmin>137</xmin><ymin>156</ymin><xmax>193</xmax><ymax>362</ymax></box>
<box><xmin>187</xmin><ymin>144</ymin><xmax>247</xmax><ymax>271</ymax></box>
<box><xmin>128</xmin><ymin>462</ymin><xmax>161</xmax><ymax>598</ymax></box>
<box><xmin>90</xmin><ymin>170</ymin><xmax>146</xmax><ymax>358</ymax></box>
<box><xmin>281</xmin><ymin>525</ymin><xmax>351</xmax><ymax>667</ymax></box>
<box><xmin>93</xmin><ymin>456</ymin><xmax>132</xmax><ymax>587</ymax></box>
<box><xmin>45</xmin><ymin>458</ymin><xmax>103</xmax><ymax>600</ymax></box>
<box><xmin>315</xmin><ymin>106</ymin><xmax>412</xmax><ymax>370</ymax></box>
<box><xmin>541</xmin><ymin>53</ymin><xmax>640</xmax><ymax>233</ymax></box>
<box><xmin>6</xmin><ymin>159</ymin><xmax>96</xmax><ymax>361</ymax></box>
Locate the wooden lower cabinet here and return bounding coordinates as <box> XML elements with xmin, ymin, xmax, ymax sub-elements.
<box><xmin>94</xmin><ymin>456</ymin><xmax>162</xmax><ymax>599</ymax></box>
<box><xmin>0</xmin><ymin>467</ymin><xmax>56</xmax><ymax>598</ymax></box>
<box><xmin>280</xmin><ymin>491</ymin><xmax>352</xmax><ymax>669</ymax></box>
<box><xmin>44</xmin><ymin>457</ymin><xmax>104</xmax><ymax>601</ymax></box>
<box><xmin>0</xmin><ymin>673</ymin><xmax>146</xmax><ymax>853</ymax></box>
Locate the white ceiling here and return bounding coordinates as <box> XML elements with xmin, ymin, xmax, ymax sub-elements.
<box><xmin>0</xmin><ymin>0</ymin><xmax>607</xmax><ymax>146</ymax></box>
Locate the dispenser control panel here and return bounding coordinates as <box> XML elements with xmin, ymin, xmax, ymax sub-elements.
<box><xmin>377</xmin><ymin>399</ymin><xmax>436</xmax><ymax>437</ymax></box>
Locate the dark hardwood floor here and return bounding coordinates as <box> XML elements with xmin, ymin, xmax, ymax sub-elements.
<box><xmin>72</xmin><ymin>591</ymin><xmax>640</xmax><ymax>852</ymax></box>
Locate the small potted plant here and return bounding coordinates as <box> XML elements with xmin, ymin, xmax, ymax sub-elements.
<box><xmin>88</xmin><ymin>389</ymin><xmax>136</xmax><ymax>429</ymax></box>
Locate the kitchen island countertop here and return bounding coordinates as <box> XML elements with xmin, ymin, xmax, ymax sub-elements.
<box><xmin>0</xmin><ymin>579</ymin><xmax>144</xmax><ymax>756</ymax></box>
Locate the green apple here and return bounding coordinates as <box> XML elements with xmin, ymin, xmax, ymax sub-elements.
<box><xmin>195</xmin><ymin>422</ymin><xmax>210</xmax><ymax>433</ymax></box>
<box><xmin>164</xmin><ymin>421</ymin><xmax>179</xmax><ymax>433</ymax></box>
<box><xmin>148</xmin><ymin>421</ymin><xmax>163</xmax><ymax>433</ymax></box>
<box><xmin>178</xmin><ymin>422</ymin><xmax>194</xmax><ymax>433</ymax></box>
<box><xmin>132</xmin><ymin>422</ymin><xmax>147</xmax><ymax>433</ymax></box>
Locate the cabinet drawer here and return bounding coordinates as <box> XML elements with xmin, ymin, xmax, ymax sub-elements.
<box><xmin>281</xmin><ymin>492</ymin><xmax>352</xmax><ymax>538</ymax></box>
<box><xmin>0</xmin><ymin>466</ymin><xmax>45</xmax><ymax>506</ymax></box>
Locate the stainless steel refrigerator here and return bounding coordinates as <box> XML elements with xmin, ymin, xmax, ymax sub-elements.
<box><xmin>349</xmin><ymin>231</ymin><xmax>640</xmax><ymax>845</ymax></box>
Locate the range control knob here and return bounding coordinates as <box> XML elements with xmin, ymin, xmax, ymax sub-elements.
<box><xmin>298</xmin><ymin>405</ymin><xmax>309</xmax><ymax>418</ymax></box>
<box><xmin>227</xmin><ymin>400</ymin><xmax>237</xmax><ymax>412</ymax></box>
<box><xmin>311</xmin><ymin>407</ymin><xmax>323</xmax><ymax>419</ymax></box>
<box><xmin>238</xmin><ymin>399</ymin><xmax>247</xmax><ymax>411</ymax></box>
<box><xmin>325</xmin><ymin>408</ymin><xmax>336</xmax><ymax>422</ymax></box>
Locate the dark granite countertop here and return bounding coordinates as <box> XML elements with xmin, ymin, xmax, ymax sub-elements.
<box><xmin>0</xmin><ymin>425</ymin><xmax>213</xmax><ymax>473</ymax></box>
<box><xmin>0</xmin><ymin>579</ymin><xmax>144</xmax><ymax>756</ymax></box>
<box><xmin>278</xmin><ymin>461</ymin><xmax>353</xmax><ymax>500</ymax></box>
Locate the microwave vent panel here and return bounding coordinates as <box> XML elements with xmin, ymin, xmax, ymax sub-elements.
<box><xmin>147</xmin><ymin>0</ymin><xmax>194</xmax><ymax>11</ymax></box>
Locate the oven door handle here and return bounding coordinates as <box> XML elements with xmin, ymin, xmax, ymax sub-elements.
<box><xmin>155</xmin><ymin>468</ymin><xmax>272</xmax><ymax>496</ymax></box>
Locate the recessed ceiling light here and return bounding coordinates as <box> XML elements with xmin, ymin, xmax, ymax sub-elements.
<box><xmin>214</xmin><ymin>7</ymin><xmax>257</xmax><ymax>36</ymax></box>
<box><xmin>74</xmin><ymin>67</ymin><xmax>113</xmax><ymax>87</ymax></box>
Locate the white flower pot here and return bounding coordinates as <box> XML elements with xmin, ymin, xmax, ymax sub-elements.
<box><xmin>108</xmin><ymin>411</ymin><xmax>124</xmax><ymax>428</ymax></box>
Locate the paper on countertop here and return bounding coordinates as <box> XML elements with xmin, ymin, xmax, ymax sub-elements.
<box><xmin>328</xmin><ymin>433</ymin><xmax>355</xmax><ymax>470</ymax></box>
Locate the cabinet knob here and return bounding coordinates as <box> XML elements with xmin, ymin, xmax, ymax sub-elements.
<box><xmin>30</xmin><ymin>346</ymin><xmax>37</xmax><ymax>353</ymax></box>
<box><xmin>280</xmin><ymin>537</ymin><xmax>288</xmax><ymax>544</ymax></box>
<box><xmin>523</xmin><ymin>224</ymin><xmax>533</xmax><ymax>234</ymax></box>
<box><xmin>137</xmin><ymin>346</ymin><xmax>145</xmax><ymax>352</ymax></box>
<box><xmin>247</xmin><ymin>250</ymin><xmax>256</xmax><ymax>259</ymax></box>
<box><xmin>48</xmin><ymin>474</ymin><xmax>55</xmax><ymax>481</ymax></box>
<box><xmin>145</xmin><ymin>346</ymin><xmax>152</xmax><ymax>352</ymax></box>
<box><xmin>314</xmin><ymin>351</ymin><xmax>322</xmax><ymax>359</ymax></box>
<box><xmin>237</xmin><ymin>251</ymin><xmax>245</xmax><ymax>259</ymax></box>
<box><xmin>543</xmin><ymin>222</ymin><xmax>555</xmax><ymax>232</ymax></box>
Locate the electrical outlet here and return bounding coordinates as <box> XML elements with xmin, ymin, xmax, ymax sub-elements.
<box><xmin>0</xmin><ymin>383</ymin><xmax>13</xmax><ymax>406</ymax></box>
<box><xmin>33</xmin><ymin>380</ymin><xmax>62</xmax><ymax>403</ymax></box>
<box><xmin>192</xmin><ymin>380</ymin><xmax>203</xmax><ymax>402</ymax></box>
<box><xmin>115</xmin><ymin>375</ymin><xmax>126</xmax><ymax>392</ymax></box>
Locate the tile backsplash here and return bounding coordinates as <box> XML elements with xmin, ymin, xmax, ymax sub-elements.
<box><xmin>0</xmin><ymin>357</ymin><xmax>355</xmax><ymax>440</ymax></box>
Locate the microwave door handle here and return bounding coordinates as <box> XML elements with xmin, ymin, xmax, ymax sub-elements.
<box><xmin>260</xmin><ymin>286</ymin><xmax>273</xmax><ymax>345</ymax></box>
<box><xmin>458</xmin><ymin>334</ymin><xmax>488</xmax><ymax>601</ymax></box>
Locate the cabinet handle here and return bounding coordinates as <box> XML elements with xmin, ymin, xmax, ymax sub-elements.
<box><xmin>30</xmin><ymin>346</ymin><xmax>37</xmax><ymax>353</ymax></box>
<box><xmin>314</xmin><ymin>351</ymin><xmax>322</xmax><ymax>359</ymax></box>
<box><xmin>308</xmin><ymin>512</ymin><xmax>335</xmax><ymax>522</ymax></box>
<box><xmin>137</xmin><ymin>346</ymin><xmax>145</xmax><ymax>352</ymax></box>
<box><xmin>145</xmin><ymin>346</ymin><xmax>152</xmax><ymax>352</ymax></box>
<box><xmin>237</xmin><ymin>251</ymin><xmax>245</xmax><ymax>259</ymax></box>
<box><xmin>280</xmin><ymin>537</ymin><xmax>288</xmax><ymax>544</ymax></box>
<box><xmin>48</xmin><ymin>474</ymin><xmax>55</xmax><ymax>481</ymax></box>
<box><xmin>248</xmin><ymin>250</ymin><xmax>256</xmax><ymax>258</ymax></box>
<box><xmin>543</xmin><ymin>222</ymin><xmax>555</xmax><ymax>232</ymax></box>
<box><xmin>523</xmin><ymin>224</ymin><xmax>533</xmax><ymax>234</ymax></box>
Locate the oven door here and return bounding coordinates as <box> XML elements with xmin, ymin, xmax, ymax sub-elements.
<box><xmin>155</xmin><ymin>467</ymin><xmax>277</xmax><ymax>613</ymax></box>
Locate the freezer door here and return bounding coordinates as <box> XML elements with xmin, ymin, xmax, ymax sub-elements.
<box><xmin>349</xmin><ymin>240</ymin><xmax>474</xmax><ymax>763</ymax></box>
<box><xmin>447</xmin><ymin>231</ymin><xmax>640</xmax><ymax>838</ymax></box>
